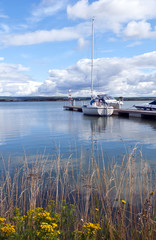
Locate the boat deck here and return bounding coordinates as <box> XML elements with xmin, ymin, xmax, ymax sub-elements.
<box><xmin>63</xmin><ymin>105</ymin><xmax>156</xmax><ymax>119</ymax></box>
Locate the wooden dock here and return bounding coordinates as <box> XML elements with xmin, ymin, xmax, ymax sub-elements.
<box><xmin>63</xmin><ymin>105</ymin><xmax>82</xmax><ymax>112</ymax></box>
<box><xmin>64</xmin><ymin>105</ymin><xmax>156</xmax><ymax>119</ymax></box>
<box><xmin>113</xmin><ymin>108</ymin><xmax>156</xmax><ymax>119</ymax></box>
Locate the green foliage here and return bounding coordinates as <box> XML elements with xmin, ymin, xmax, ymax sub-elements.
<box><xmin>0</xmin><ymin>196</ymin><xmax>155</xmax><ymax>240</ymax></box>
<box><xmin>59</xmin><ymin>201</ymin><xmax>77</xmax><ymax>239</ymax></box>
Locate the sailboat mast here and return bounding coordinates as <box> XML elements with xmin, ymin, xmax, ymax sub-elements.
<box><xmin>91</xmin><ymin>18</ymin><xmax>94</xmax><ymax>98</ymax></box>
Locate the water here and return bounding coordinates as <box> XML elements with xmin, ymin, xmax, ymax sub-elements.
<box><xmin>0</xmin><ymin>100</ymin><xmax>156</xmax><ymax>172</ymax></box>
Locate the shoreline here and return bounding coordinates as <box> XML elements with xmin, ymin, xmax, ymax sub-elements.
<box><xmin>0</xmin><ymin>96</ymin><xmax>155</xmax><ymax>102</ymax></box>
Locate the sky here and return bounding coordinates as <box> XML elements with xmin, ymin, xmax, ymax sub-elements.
<box><xmin>0</xmin><ymin>0</ymin><xmax>156</xmax><ymax>97</ymax></box>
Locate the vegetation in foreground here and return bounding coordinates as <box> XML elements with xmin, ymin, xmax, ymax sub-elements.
<box><xmin>0</xmin><ymin>146</ymin><xmax>155</xmax><ymax>239</ymax></box>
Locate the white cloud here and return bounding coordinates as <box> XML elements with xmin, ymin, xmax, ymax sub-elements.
<box><xmin>38</xmin><ymin>51</ymin><xmax>156</xmax><ymax>97</ymax></box>
<box><xmin>30</xmin><ymin>0</ymin><xmax>66</xmax><ymax>22</ymax></box>
<box><xmin>67</xmin><ymin>0</ymin><xmax>156</xmax><ymax>37</ymax></box>
<box><xmin>123</xmin><ymin>20</ymin><xmax>156</xmax><ymax>39</ymax></box>
<box><xmin>67</xmin><ymin>0</ymin><xmax>156</xmax><ymax>21</ymax></box>
<box><xmin>132</xmin><ymin>52</ymin><xmax>156</xmax><ymax>68</ymax></box>
<box><xmin>0</xmin><ymin>26</ymin><xmax>82</xmax><ymax>46</ymax></box>
<box><xmin>0</xmin><ymin>63</ymin><xmax>41</xmax><ymax>96</ymax></box>
<box><xmin>0</xmin><ymin>0</ymin><xmax>156</xmax><ymax>47</ymax></box>
<box><xmin>0</xmin><ymin>21</ymin><xmax>92</xmax><ymax>47</ymax></box>
<box><xmin>0</xmin><ymin>51</ymin><xmax>156</xmax><ymax>97</ymax></box>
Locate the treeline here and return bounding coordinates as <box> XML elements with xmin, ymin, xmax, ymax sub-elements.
<box><xmin>0</xmin><ymin>96</ymin><xmax>155</xmax><ymax>102</ymax></box>
<box><xmin>0</xmin><ymin>96</ymin><xmax>90</xmax><ymax>102</ymax></box>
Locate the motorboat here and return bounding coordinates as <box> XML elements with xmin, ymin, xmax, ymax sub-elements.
<box><xmin>133</xmin><ymin>100</ymin><xmax>156</xmax><ymax>111</ymax></box>
<box><xmin>82</xmin><ymin>19</ymin><xmax>114</xmax><ymax>117</ymax></box>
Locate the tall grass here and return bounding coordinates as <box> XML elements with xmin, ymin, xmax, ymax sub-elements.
<box><xmin>0</xmin><ymin>146</ymin><xmax>155</xmax><ymax>239</ymax></box>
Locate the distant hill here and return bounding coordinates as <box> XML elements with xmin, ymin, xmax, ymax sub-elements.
<box><xmin>0</xmin><ymin>96</ymin><xmax>155</xmax><ymax>102</ymax></box>
<box><xmin>122</xmin><ymin>97</ymin><xmax>156</xmax><ymax>101</ymax></box>
<box><xmin>0</xmin><ymin>96</ymin><xmax>90</xmax><ymax>102</ymax></box>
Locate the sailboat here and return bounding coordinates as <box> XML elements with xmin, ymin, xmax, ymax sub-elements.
<box><xmin>82</xmin><ymin>19</ymin><xmax>114</xmax><ymax>116</ymax></box>
<box><xmin>98</xmin><ymin>94</ymin><xmax>123</xmax><ymax>109</ymax></box>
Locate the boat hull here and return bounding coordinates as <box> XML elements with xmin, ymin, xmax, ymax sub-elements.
<box><xmin>134</xmin><ymin>104</ymin><xmax>156</xmax><ymax>111</ymax></box>
<box><xmin>82</xmin><ymin>105</ymin><xmax>114</xmax><ymax>116</ymax></box>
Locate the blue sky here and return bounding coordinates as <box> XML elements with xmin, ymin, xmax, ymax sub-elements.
<box><xmin>0</xmin><ymin>0</ymin><xmax>156</xmax><ymax>97</ymax></box>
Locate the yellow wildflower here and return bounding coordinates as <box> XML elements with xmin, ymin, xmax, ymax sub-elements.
<box><xmin>37</xmin><ymin>222</ymin><xmax>60</xmax><ymax>239</ymax></box>
<box><xmin>0</xmin><ymin>218</ymin><xmax>6</xmax><ymax>224</ymax></box>
<box><xmin>83</xmin><ymin>222</ymin><xmax>101</xmax><ymax>236</ymax></box>
<box><xmin>122</xmin><ymin>200</ymin><xmax>126</xmax><ymax>204</ymax></box>
<box><xmin>40</xmin><ymin>222</ymin><xmax>54</xmax><ymax>233</ymax></box>
<box><xmin>33</xmin><ymin>210</ymin><xmax>56</xmax><ymax>223</ymax></box>
<box><xmin>0</xmin><ymin>223</ymin><xmax>15</xmax><ymax>236</ymax></box>
<box><xmin>95</xmin><ymin>208</ymin><xmax>99</xmax><ymax>211</ymax></box>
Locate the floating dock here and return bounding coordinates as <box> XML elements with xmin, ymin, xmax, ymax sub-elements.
<box><xmin>64</xmin><ymin>105</ymin><xmax>156</xmax><ymax>119</ymax></box>
<box><xmin>63</xmin><ymin>105</ymin><xmax>83</xmax><ymax>112</ymax></box>
<box><xmin>113</xmin><ymin>108</ymin><xmax>156</xmax><ymax>119</ymax></box>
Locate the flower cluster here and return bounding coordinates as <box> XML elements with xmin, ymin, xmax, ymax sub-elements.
<box><xmin>32</xmin><ymin>209</ymin><xmax>58</xmax><ymax>224</ymax></box>
<box><xmin>37</xmin><ymin>222</ymin><xmax>60</xmax><ymax>239</ymax></box>
<box><xmin>83</xmin><ymin>222</ymin><xmax>101</xmax><ymax>236</ymax></box>
<box><xmin>0</xmin><ymin>218</ymin><xmax>6</xmax><ymax>224</ymax></box>
<box><xmin>0</xmin><ymin>222</ymin><xmax>15</xmax><ymax>237</ymax></box>
<box><xmin>30</xmin><ymin>208</ymin><xmax>60</xmax><ymax>239</ymax></box>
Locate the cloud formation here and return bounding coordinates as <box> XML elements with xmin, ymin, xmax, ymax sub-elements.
<box><xmin>30</xmin><ymin>0</ymin><xmax>66</xmax><ymax>22</ymax></box>
<box><xmin>0</xmin><ymin>51</ymin><xmax>156</xmax><ymax>97</ymax></box>
<box><xmin>67</xmin><ymin>0</ymin><xmax>156</xmax><ymax>38</ymax></box>
<box><xmin>67</xmin><ymin>0</ymin><xmax>156</xmax><ymax>22</ymax></box>
<box><xmin>0</xmin><ymin>62</ymin><xmax>41</xmax><ymax>96</ymax></box>
<box><xmin>123</xmin><ymin>20</ymin><xmax>156</xmax><ymax>39</ymax></box>
<box><xmin>0</xmin><ymin>0</ymin><xmax>156</xmax><ymax>47</ymax></box>
<box><xmin>0</xmin><ymin>0</ymin><xmax>156</xmax><ymax>97</ymax></box>
<box><xmin>37</xmin><ymin>51</ymin><xmax>156</xmax><ymax>97</ymax></box>
<box><xmin>0</xmin><ymin>22</ymin><xmax>91</xmax><ymax>46</ymax></box>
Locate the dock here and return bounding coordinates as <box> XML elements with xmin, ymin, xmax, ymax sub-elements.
<box><xmin>64</xmin><ymin>105</ymin><xmax>156</xmax><ymax>119</ymax></box>
<box><xmin>63</xmin><ymin>105</ymin><xmax>83</xmax><ymax>112</ymax></box>
<box><xmin>113</xmin><ymin>108</ymin><xmax>156</xmax><ymax>119</ymax></box>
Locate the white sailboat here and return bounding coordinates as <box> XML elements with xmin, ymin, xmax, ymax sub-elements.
<box><xmin>98</xmin><ymin>94</ymin><xmax>123</xmax><ymax>109</ymax></box>
<box><xmin>82</xmin><ymin>19</ymin><xmax>114</xmax><ymax>116</ymax></box>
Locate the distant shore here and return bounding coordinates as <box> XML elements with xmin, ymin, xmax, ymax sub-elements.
<box><xmin>0</xmin><ymin>96</ymin><xmax>88</xmax><ymax>102</ymax></box>
<box><xmin>0</xmin><ymin>96</ymin><xmax>155</xmax><ymax>102</ymax></box>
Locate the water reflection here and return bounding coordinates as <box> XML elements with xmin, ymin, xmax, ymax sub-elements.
<box><xmin>84</xmin><ymin>116</ymin><xmax>107</xmax><ymax>133</ymax></box>
<box><xmin>80</xmin><ymin>114</ymin><xmax>156</xmax><ymax>149</ymax></box>
<box><xmin>0</xmin><ymin>102</ymin><xmax>156</xmax><ymax>170</ymax></box>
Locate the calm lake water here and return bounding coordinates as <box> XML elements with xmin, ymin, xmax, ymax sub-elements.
<box><xmin>0</xmin><ymin>101</ymin><xmax>156</xmax><ymax>172</ymax></box>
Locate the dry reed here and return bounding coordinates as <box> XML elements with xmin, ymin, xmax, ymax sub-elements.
<box><xmin>0</xmin><ymin>146</ymin><xmax>155</xmax><ymax>239</ymax></box>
